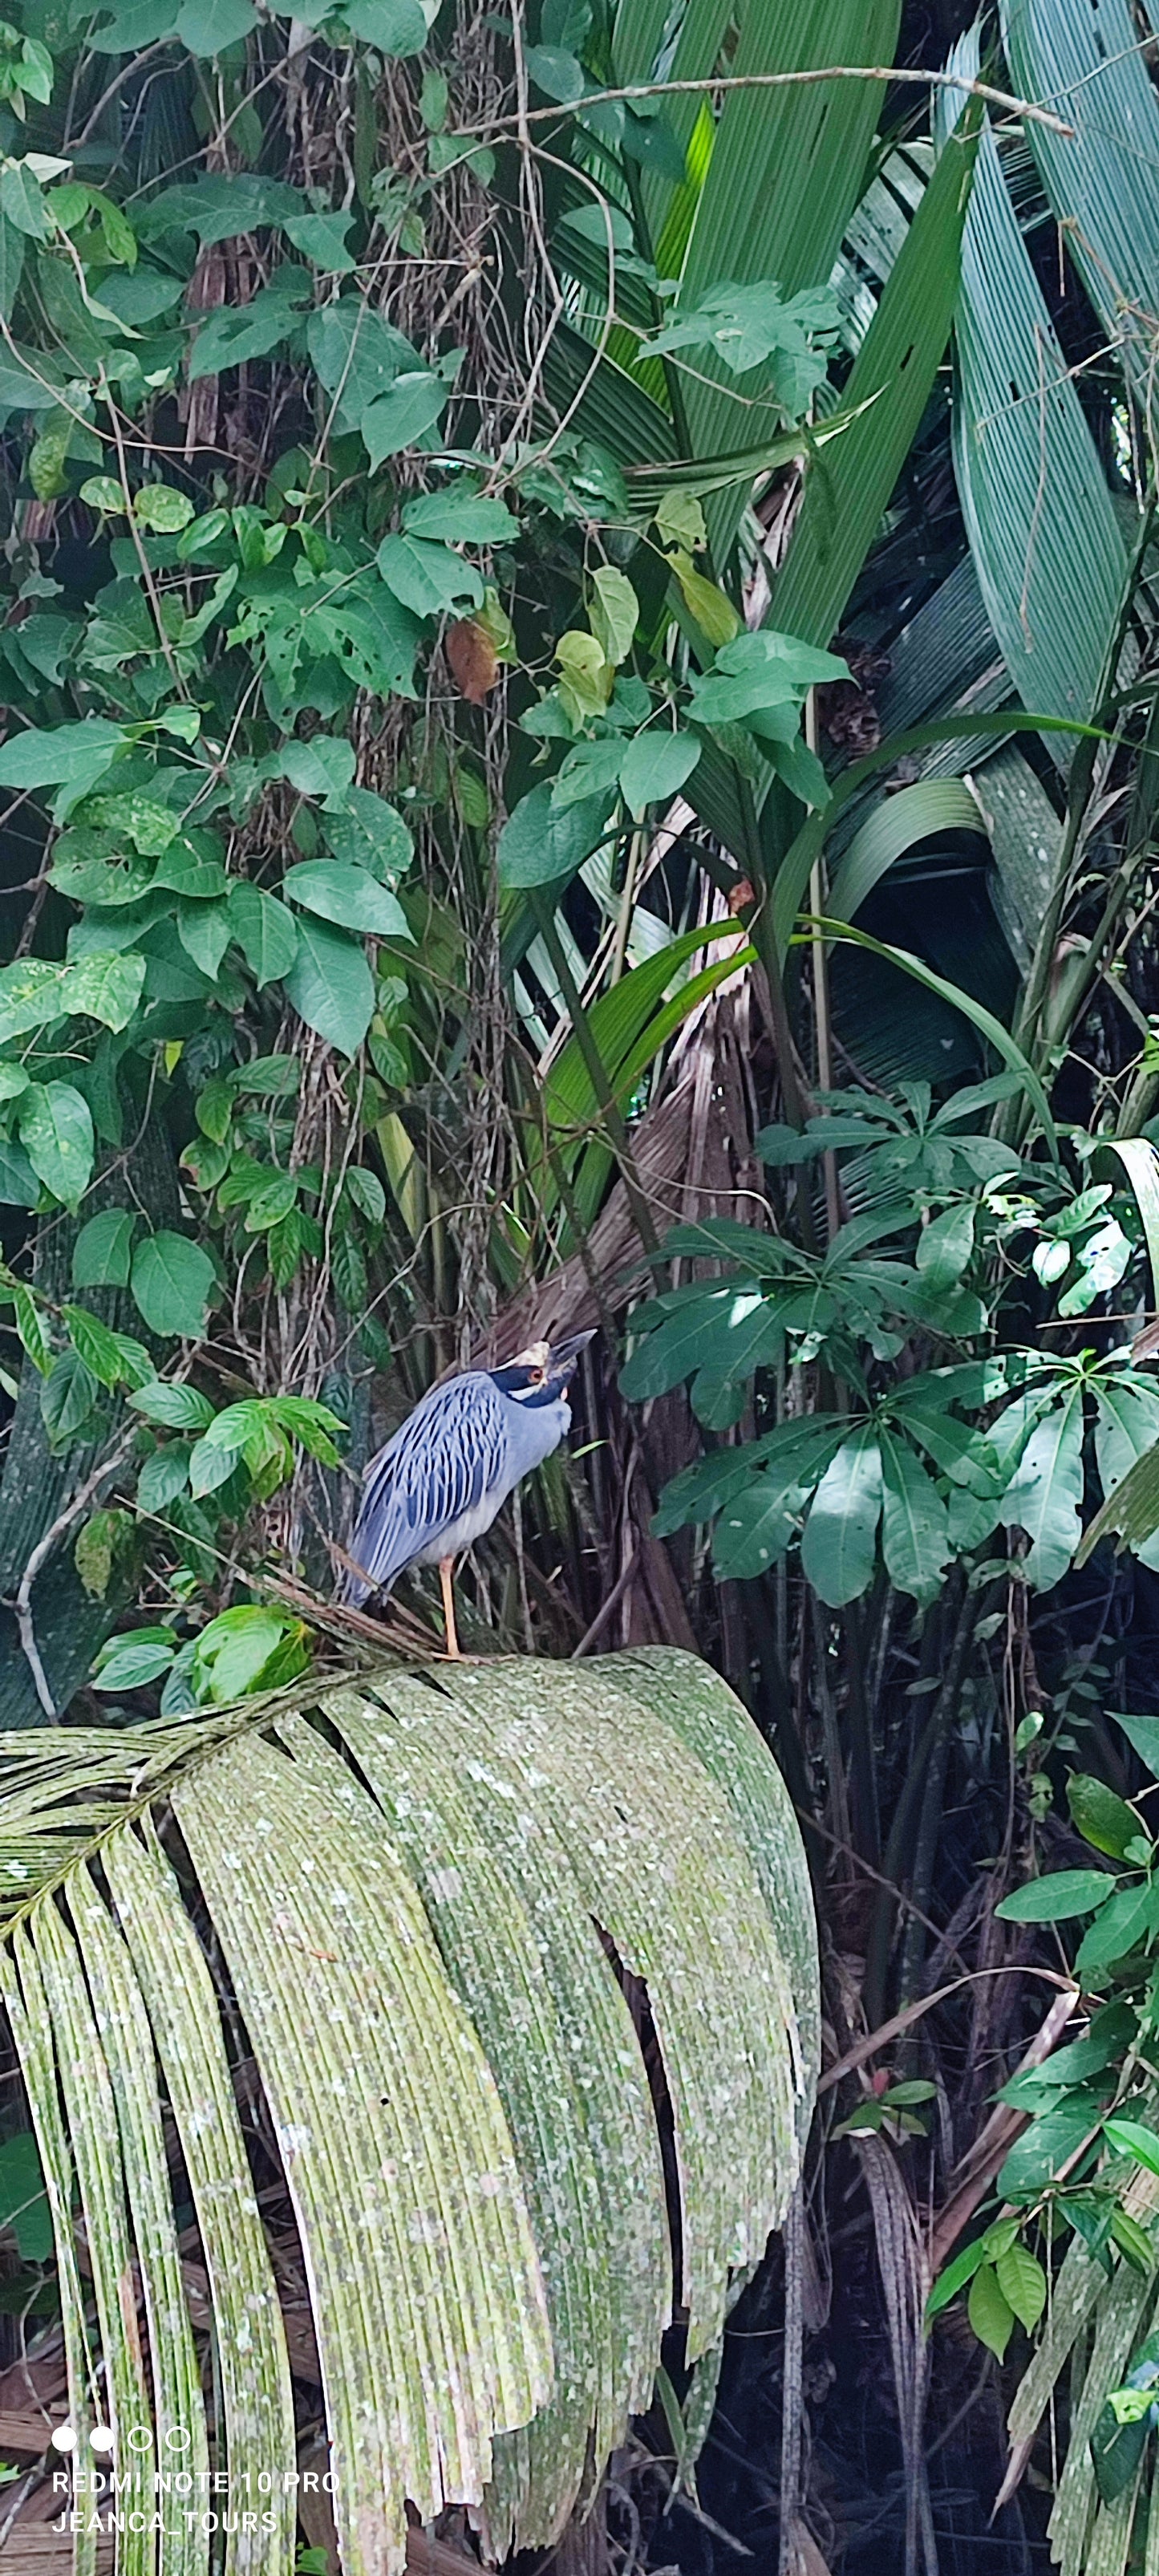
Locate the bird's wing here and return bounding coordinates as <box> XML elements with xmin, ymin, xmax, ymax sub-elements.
<box><xmin>342</xmin><ymin>1372</ymin><xmax>512</xmax><ymax>1598</ymax></box>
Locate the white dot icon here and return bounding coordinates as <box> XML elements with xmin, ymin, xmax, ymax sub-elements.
<box><xmin>89</xmin><ymin>2427</ymin><xmax>114</xmax><ymax>2456</ymax></box>
<box><xmin>49</xmin><ymin>2424</ymin><xmax>76</xmax><ymax>2453</ymax></box>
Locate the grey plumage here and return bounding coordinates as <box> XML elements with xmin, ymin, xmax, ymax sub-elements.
<box><xmin>338</xmin><ymin>1334</ymin><xmax>593</xmax><ymax>1616</ymax></box>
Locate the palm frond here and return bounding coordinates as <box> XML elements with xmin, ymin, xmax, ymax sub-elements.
<box><xmin>1000</xmin><ymin>0</ymin><xmax>1159</xmax><ymax>413</ymax></box>
<box><xmin>0</xmin><ymin>1650</ymin><xmax>817</xmax><ymax>2576</ymax></box>
<box><xmin>940</xmin><ymin>30</ymin><xmax>1129</xmax><ymax>727</ymax></box>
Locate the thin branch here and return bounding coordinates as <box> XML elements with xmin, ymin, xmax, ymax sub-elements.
<box><xmin>451</xmin><ymin>65</ymin><xmax>1076</xmax><ymax>144</ymax></box>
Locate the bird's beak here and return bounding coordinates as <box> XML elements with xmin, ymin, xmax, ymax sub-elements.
<box><xmin>548</xmin><ymin>1329</ymin><xmax>596</xmax><ymax>1381</ymax></box>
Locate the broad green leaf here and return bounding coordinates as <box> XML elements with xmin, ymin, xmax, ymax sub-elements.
<box><xmin>997</xmin><ymin>2096</ymin><xmax>1102</xmax><ymax>2200</ymax></box>
<box><xmin>1104</xmin><ymin>2120</ymin><xmax>1159</xmax><ymax>2181</ymax></box>
<box><xmin>925</xmin><ymin>2235</ymin><xmax>987</xmax><ymax>2320</ymax></box>
<box><xmin>999</xmin><ymin>1387</ymin><xmax>1084</xmax><ymax>1590</ymax></box>
<box><xmin>877</xmin><ymin>1428</ymin><xmax>950</xmax><ymax>1606</ymax></box>
<box><xmin>1076</xmin><ymin>1881</ymin><xmax>1159</xmax><ymax>1976</ymax></box>
<box><xmin>551</xmin><ymin>741</ymin><xmax>626</xmax><ymax>813</ymax></box>
<box><xmin>995</xmin><ymin>1871</ymin><xmax>1116</xmax><ymax>1923</ymax></box>
<box><xmin>402</xmin><ymin>488</ymin><xmax>517</xmax><ymax>543</ymax></box>
<box><xmin>1112</xmin><ymin>1714</ymin><xmax>1159</xmax><ymax>1782</ymax></box>
<box><xmin>1091</xmin><ymin>2395</ymin><xmax>1153</xmax><ymax>2508</ymax></box>
<box><xmin>1092</xmin><ymin>1381</ymin><xmax>1159</xmax><ymax>1582</ymax></box>
<box><xmin>283</xmin><ymin>862</ymin><xmax>411</xmax><ymax>939</ymax></box>
<box><xmin>1092</xmin><ymin>1138</ymin><xmax>1159</xmax><ymax>1317</ymax></box>
<box><xmin>87</xmin><ymin>0</ymin><xmax>180</xmax><ymax>44</ymax></box>
<box><xmin>689</xmin><ymin>1293</ymin><xmax>787</xmax><ymax>1429</ymax></box>
<box><xmin>128</xmin><ymin>1380</ymin><xmax>215</xmax><ymax>1430</ymax></box>
<box><xmin>62</xmin><ymin>1305</ymin><xmax>148</xmax><ymax>1392</ymax></box>
<box><xmin>322</xmin><ymin>789</ymin><xmax>412</xmax><ymax>882</ymax></box>
<box><xmin>589</xmin><ymin>568</ymin><xmax>638</xmax><ymax>667</ymax></box>
<box><xmin>619</xmin><ymin>728</ymin><xmax>701</xmax><ymax>818</ymax></box>
<box><xmin>10</xmin><ymin>1280</ymin><xmax>50</xmax><ymax>1373</ymax></box>
<box><xmin>525</xmin><ymin>43</ymin><xmax>584</xmax><ymax>99</ymax></box>
<box><xmin>132</xmin><ymin>489</ymin><xmax>195</xmax><ymax>544</ymax></box>
<box><xmin>995</xmin><ymin>2245</ymin><xmax>1047</xmax><ymax>2334</ymax></box>
<box><xmin>377</xmin><ymin>533</ymin><xmax>483</xmax><ymax>618</ymax></box>
<box><xmin>139</xmin><ymin>176</ymin><xmax>305</xmax><ymax>245</ymax></box>
<box><xmin>340</xmin><ymin>0</ymin><xmax>427</xmax><ymax>48</ymax></box>
<box><xmin>136</xmin><ymin>1446</ymin><xmax>192</xmax><ymax>1510</ymax></box>
<box><xmin>72</xmin><ymin>1207</ymin><xmax>138</xmax><ymax>1289</ymax></box>
<box><xmin>688</xmin><ymin>631</ymin><xmax>845</xmax><ymax>725</ymax></box>
<box><xmin>0</xmin><ymin>163</ymin><xmax>50</xmax><ymax>241</ymax></box>
<box><xmin>176</xmin><ymin>0</ymin><xmax>258</xmax><ymax>51</ymax></box>
<box><xmin>652</xmin><ymin>1417</ymin><xmax>846</xmax><ymax>1539</ymax></box>
<box><xmin>968</xmin><ymin>2262</ymin><xmax>1013</xmax><ymax>2360</ymax></box>
<box><xmin>284</xmin><ymin>915</ymin><xmax>375</xmax><ymax>1055</ymax></box>
<box><xmin>178</xmin><ymin>897</ymin><xmax>231</xmax><ymax>981</ymax></box>
<box><xmin>282</xmin><ymin>211</ymin><xmax>356</xmax><ymax>273</ymax></box>
<box><xmin>647</xmin><ymin>280</ymin><xmax>837</xmax><ymax>400</ymax></box>
<box><xmin>60</xmin><ymin>951</ymin><xmax>148</xmax><ymax>1032</ymax></box>
<box><xmin>361</xmin><ymin>373</ymin><xmax>449</xmax><ymax>468</ymax></box>
<box><xmin>192</xmin><ymin>1605</ymin><xmax>308</xmax><ymax>1701</ymax></box>
<box><xmin>0</xmin><ymin>716</ymin><xmax>126</xmax><ymax>796</ymax></box>
<box><xmin>914</xmin><ymin>1202</ymin><xmax>975</xmax><ymax>1295</ymax></box>
<box><xmin>306</xmin><ymin>300</ymin><xmax>420</xmax><ymax>421</ymax></box>
<box><xmin>17</xmin><ymin>1081</ymin><xmax>94</xmax><ymax>1203</ymax></box>
<box><xmin>668</xmin><ymin>552</ymin><xmax>740</xmax><ymax>647</ymax></box>
<box><xmin>800</xmin><ymin>1429</ymin><xmax>881</xmax><ymax>1606</ymax></box>
<box><xmin>131</xmin><ymin>1232</ymin><xmax>217</xmax><ymax>1339</ymax></box>
<box><xmin>497</xmin><ymin>782</ymin><xmax>612</xmax><ymax>891</ymax></box>
<box><xmin>1109</xmin><ymin>2209</ymin><xmax>1155</xmax><ymax>2274</ymax></box>
<box><xmin>711</xmin><ymin>1476</ymin><xmax>816</xmax><ymax>1581</ymax></box>
<box><xmin>228</xmin><ymin>882</ymin><xmax>298</xmax><ymax>987</ymax></box>
<box><xmin>274</xmin><ymin>736</ymin><xmax>356</xmax><ymax>809</ymax></box>
<box><xmin>620</xmin><ymin>1289</ymin><xmax>742</xmax><ymax>1405</ymax></box>
<box><xmin>91</xmin><ymin>1637</ymin><xmax>176</xmax><ymax>1690</ymax></box>
<box><xmin>188</xmin><ymin>270</ymin><xmax>310</xmax><ymax>378</ymax></box>
<box><xmin>1067</xmin><ymin>1774</ymin><xmax>1141</xmax><ymax>1863</ymax></box>
<box><xmin>40</xmin><ymin>1349</ymin><xmax>100</xmax><ymax>1446</ymax></box>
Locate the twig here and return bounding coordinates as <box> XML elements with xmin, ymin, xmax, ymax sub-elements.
<box><xmin>571</xmin><ymin>1548</ymin><xmax>637</xmax><ymax>1657</ymax></box>
<box><xmin>450</xmin><ymin>65</ymin><xmax>1076</xmax><ymax>143</ymax></box>
<box><xmin>817</xmin><ymin>1965</ymin><xmax>1076</xmax><ymax>2095</ymax></box>
<box><xmin>10</xmin><ymin>1434</ymin><xmax>136</xmax><ymax>1718</ymax></box>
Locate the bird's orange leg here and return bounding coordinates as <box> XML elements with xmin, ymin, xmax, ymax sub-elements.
<box><xmin>438</xmin><ymin>1557</ymin><xmax>460</xmax><ymax>1658</ymax></box>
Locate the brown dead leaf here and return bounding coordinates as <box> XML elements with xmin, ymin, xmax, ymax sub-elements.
<box><xmin>447</xmin><ymin>619</ymin><xmax>498</xmax><ymax>704</ymax></box>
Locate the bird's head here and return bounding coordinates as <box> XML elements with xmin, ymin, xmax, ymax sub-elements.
<box><xmin>489</xmin><ymin>1331</ymin><xmax>594</xmax><ymax>1406</ymax></box>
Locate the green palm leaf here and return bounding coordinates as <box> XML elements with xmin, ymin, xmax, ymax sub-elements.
<box><xmin>0</xmin><ymin>1650</ymin><xmax>816</xmax><ymax>2574</ymax></box>
<box><xmin>772</xmin><ymin>97</ymin><xmax>981</xmax><ymax>651</ymax></box>
<box><xmin>940</xmin><ymin>31</ymin><xmax>1128</xmax><ymax>724</ymax></box>
<box><xmin>677</xmin><ymin>0</ymin><xmax>903</xmax><ymax>554</ymax></box>
<box><xmin>1000</xmin><ymin>0</ymin><xmax>1159</xmax><ymax>408</ymax></box>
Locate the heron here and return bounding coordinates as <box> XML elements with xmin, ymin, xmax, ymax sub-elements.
<box><xmin>336</xmin><ymin>1331</ymin><xmax>594</xmax><ymax>1656</ymax></box>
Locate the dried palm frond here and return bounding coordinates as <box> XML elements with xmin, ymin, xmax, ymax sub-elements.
<box><xmin>0</xmin><ymin>1648</ymin><xmax>817</xmax><ymax>2576</ymax></box>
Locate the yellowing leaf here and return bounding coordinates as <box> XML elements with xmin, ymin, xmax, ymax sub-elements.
<box><xmin>589</xmin><ymin>566</ymin><xmax>638</xmax><ymax>665</ymax></box>
<box><xmin>669</xmin><ymin>550</ymin><xmax>740</xmax><ymax>646</ymax></box>
<box><xmin>555</xmin><ymin>629</ymin><xmax>613</xmax><ymax>725</ymax></box>
<box><xmin>654</xmin><ymin>489</ymin><xmax>707</xmax><ymax>555</ymax></box>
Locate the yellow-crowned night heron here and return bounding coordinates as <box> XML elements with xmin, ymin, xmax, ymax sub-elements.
<box><xmin>337</xmin><ymin>1332</ymin><xmax>594</xmax><ymax>1656</ymax></box>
